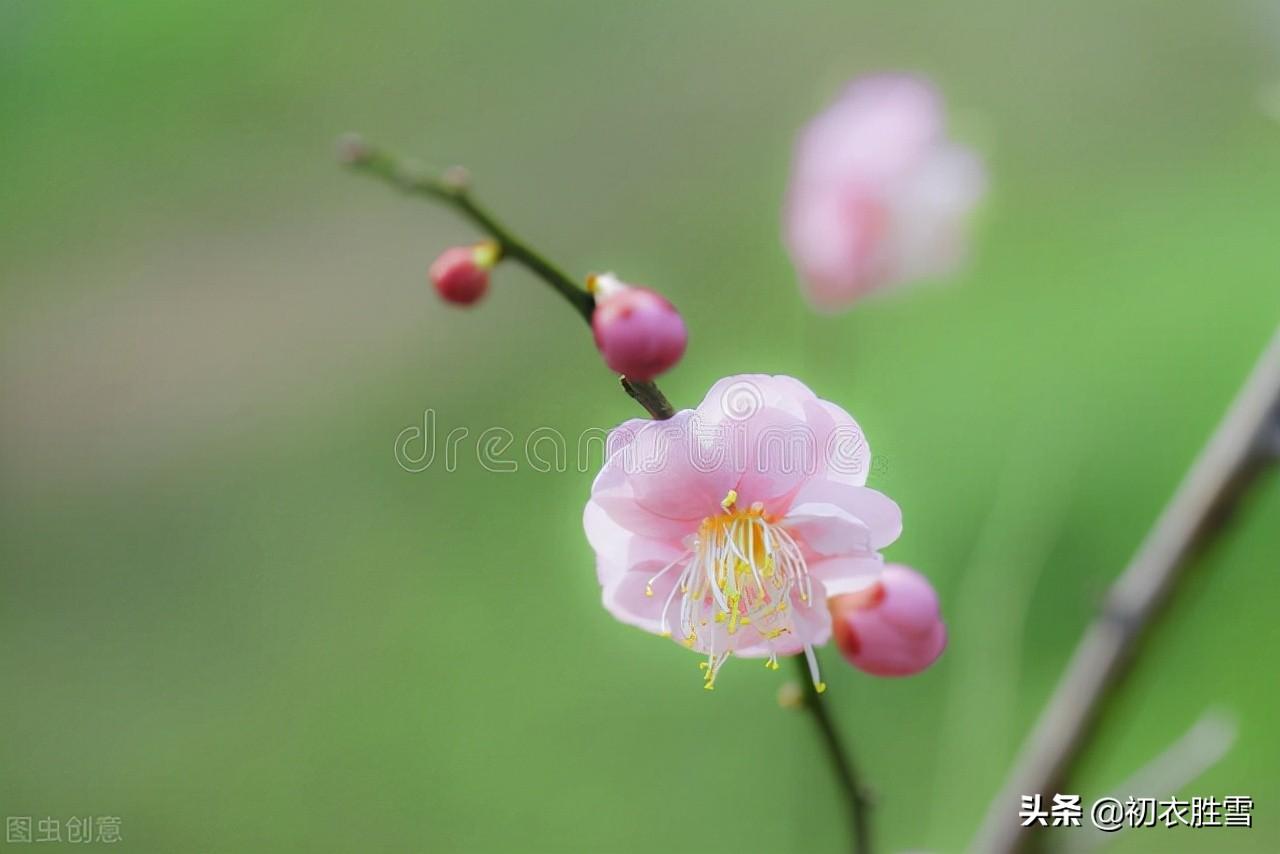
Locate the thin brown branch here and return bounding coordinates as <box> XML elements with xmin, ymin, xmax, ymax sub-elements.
<box><xmin>620</xmin><ymin>377</ymin><xmax>676</xmax><ymax>420</ymax></box>
<box><xmin>793</xmin><ymin>655</ymin><xmax>874</xmax><ymax>853</ymax></box>
<box><xmin>339</xmin><ymin>134</ymin><xmax>675</xmax><ymax>420</ymax></box>
<box><xmin>972</xmin><ymin>326</ymin><xmax>1280</xmax><ymax>853</ymax></box>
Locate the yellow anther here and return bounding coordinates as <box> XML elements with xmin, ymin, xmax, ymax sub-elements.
<box><xmin>644</xmin><ymin>584</ymin><xmax>654</xmax><ymax>598</ymax></box>
<box><xmin>720</xmin><ymin>489</ymin><xmax>738</xmax><ymax>511</ymax></box>
<box><xmin>815</xmin><ymin>682</ymin><xmax>828</xmax><ymax>694</ymax></box>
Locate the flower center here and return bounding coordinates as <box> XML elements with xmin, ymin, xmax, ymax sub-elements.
<box><xmin>645</xmin><ymin>490</ymin><xmax>826</xmax><ymax>691</ymax></box>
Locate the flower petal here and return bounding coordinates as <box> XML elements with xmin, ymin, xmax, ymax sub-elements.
<box><xmin>872</xmin><ymin>564</ymin><xmax>942</xmax><ymax>634</ymax></box>
<box><xmin>810</xmin><ymin>399</ymin><xmax>871</xmax><ymax>486</ymax></box>
<box><xmin>784</xmin><ymin>502</ymin><xmax>874</xmax><ymax>556</ymax></box>
<box><xmin>696</xmin><ymin>374</ymin><xmax>818</xmax><ymax>424</ymax></box>
<box><xmin>583</xmin><ymin>499</ymin><xmax>685</xmax><ymax>585</ymax></box>
<box><xmin>787</xmin><ymin>480</ymin><xmax>902</xmax><ymax>550</ymax></box>
<box><xmin>593</xmin><ymin>409</ymin><xmax>738</xmax><ymax>526</ymax></box>
<box><xmin>808</xmin><ymin>554</ymin><xmax>885</xmax><ymax>597</ymax></box>
<box><xmin>601</xmin><ymin>558</ymin><xmax>687</xmax><ymax>635</ymax></box>
<box><xmin>691</xmin><ymin>375</ymin><xmax>872</xmax><ymax>511</ymax></box>
<box><xmin>834</xmin><ymin>609</ymin><xmax>947</xmax><ymax>677</ymax></box>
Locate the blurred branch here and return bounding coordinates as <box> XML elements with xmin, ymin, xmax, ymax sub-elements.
<box><xmin>1106</xmin><ymin>710</ymin><xmax>1236</xmax><ymax>810</ymax></box>
<box><xmin>973</xmin><ymin>327</ymin><xmax>1280</xmax><ymax>854</ymax></box>
<box><xmin>337</xmin><ymin>133</ymin><xmax>675</xmax><ymax>420</ymax></box>
<box><xmin>793</xmin><ymin>656</ymin><xmax>873</xmax><ymax>854</ymax></box>
<box><xmin>1063</xmin><ymin>708</ymin><xmax>1236</xmax><ymax>854</ymax></box>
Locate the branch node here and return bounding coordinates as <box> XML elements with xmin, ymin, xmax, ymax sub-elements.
<box><xmin>441</xmin><ymin>165</ymin><xmax>472</xmax><ymax>192</ymax></box>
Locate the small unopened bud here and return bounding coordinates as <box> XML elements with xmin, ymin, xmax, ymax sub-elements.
<box><xmin>429</xmin><ymin>242</ymin><xmax>500</xmax><ymax>306</ymax></box>
<box><xmin>335</xmin><ymin>132</ymin><xmax>371</xmax><ymax>165</ymax></box>
<box><xmin>830</xmin><ymin>565</ymin><xmax>947</xmax><ymax>677</ymax></box>
<box><xmin>588</xmin><ymin>273</ymin><xmax>687</xmax><ymax>381</ymax></box>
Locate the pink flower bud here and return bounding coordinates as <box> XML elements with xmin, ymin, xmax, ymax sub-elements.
<box><xmin>429</xmin><ymin>242</ymin><xmax>498</xmax><ymax>306</ymax></box>
<box><xmin>589</xmin><ymin>273</ymin><xmax>687</xmax><ymax>381</ymax></box>
<box><xmin>830</xmin><ymin>564</ymin><xmax>946</xmax><ymax>677</ymax></box>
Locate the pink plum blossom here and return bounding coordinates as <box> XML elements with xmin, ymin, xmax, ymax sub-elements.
<box><xmin>590</xmin><ymin>273</ymin><xmax>688</xmax><ymax>381</ymax></box>
<box><xmin>784</xmin><ymin>74</ymin><xmax>986</xmax><ymax>310</ymax></box>
<box><xmin>584</xmin><ymin>375</ymin><xmax>901</xmax><ymax>690</ymax></box>
<box><xmin>830</xmin><ymin>564</ymin><xmax>946</xmax><ymax>677</ymax></box>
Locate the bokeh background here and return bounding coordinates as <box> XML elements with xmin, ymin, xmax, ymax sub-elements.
<box><xmin>3</xmin><ymin>1</ymin><xmax>1279</xmax><ymax>852</ymax></box>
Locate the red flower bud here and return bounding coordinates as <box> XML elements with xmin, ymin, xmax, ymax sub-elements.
<box><xmin>830</xmin><ymin>565</ymin><xmax>947</xmax><ymax>677</ymax></box>
<box><xmin>429</xmin><ymin>242</ymin><xmax>498</xmax><ymax>306</ymax></box>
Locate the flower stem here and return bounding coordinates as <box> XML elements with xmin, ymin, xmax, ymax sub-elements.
<box><xmin>793</xmin><ymin>654</ymin><xmax>873</xmax><ymax>853</ymax></box>
<box><xmin>339</xmin><ymin>136</ymin><xmax>675</xmax><ymax>420</ymax></box>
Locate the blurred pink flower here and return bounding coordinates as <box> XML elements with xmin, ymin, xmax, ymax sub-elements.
<box><xmin>830</xmin><ymin>564</ymin><xmax>946</xmax><ymax>677</ymax></box>
<box><xmin>584</xmin><ymin>375</ymin><xmax>901</xmax><ymax>690</ymax></box>
<box><xmin>784</xmin><ymin>74</ymin><xmax>986</xmax><ymax>310</ymax></box>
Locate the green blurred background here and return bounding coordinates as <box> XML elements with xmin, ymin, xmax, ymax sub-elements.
<box><xmin>2</xmin><ymin>1</ymin><xmax>1279</xmax><ymax>852</ymax></box>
